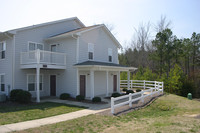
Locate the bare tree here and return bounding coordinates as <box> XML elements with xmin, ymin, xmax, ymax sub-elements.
<box><xmin>154</xmin><ymin>15</ymin><xmax>172</xmax><ymax>32</ymax></box>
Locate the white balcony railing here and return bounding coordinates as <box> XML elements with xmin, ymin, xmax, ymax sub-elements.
<box><xmin>21</xmin><ymin>49</ymin><xmax>66</xmax><ymax>66</ymax></box>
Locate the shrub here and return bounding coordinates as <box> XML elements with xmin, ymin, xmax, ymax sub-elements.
<box><xmin>10</xmin><ymin>89</ymin><xmax>24</xmax><ymax>101</ymax></box>
<box><xmin>76</xmin><ymin>95</ymin><xmax>85</xmax><ymax>101</ymax></box>
<box><xmin>122</xmin><ymin>88</ymin><xmax>127</xmax><ymax>92</ymax></box>
<box><xmin>16</xmin><ymin>90</ymin><xmax>32</xmax><ymax>103</ymax></box>
<box><xmin>92</xmin><ymin>97</ymin><xmax>101</xmax><ymax>103</ymax></box>
<box><xmin>111</xmin><ymin>92</ymin><xmax>121</xmax><ymax>97</ymax></box>
<box><xmin>180</xmin><ymin>79</ymin><xmax>195</xmax><ymax>97</ymax></box>
<box><xmin>60</xmin><ymin>93</ymin><xmax>70</xmax><ymax>100</ymax></box>
<box><xmin>136</xmin><ymin>89</ymin><xmax>142</xmax><ymax>92</ymax></box>
<box><xmin>126</xmin><ymin>89</ymin><xmax>134</xmax><ymax>94</ymax></box>
<box><xmin>10</xmin><ymin>89</ymin><xmax>31</xmax><ymax>103</ymax></box>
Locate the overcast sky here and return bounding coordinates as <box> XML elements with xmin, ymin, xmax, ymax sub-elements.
<box><xmin>0</xmin><ymin>0</ymin><xmax>199</xmax><ymax>47</ymax></box>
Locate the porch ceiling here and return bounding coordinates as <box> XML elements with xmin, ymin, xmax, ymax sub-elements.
<box><xmin>74</xmin><ymin>61</ymin><xmax>137</xmax><ymax>72</ymax></box>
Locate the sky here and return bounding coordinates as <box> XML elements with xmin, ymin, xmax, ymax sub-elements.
<box><xmin>0</xmin><ymin>0</ymin><xmax>200</xmax><ymax>48</ymax></box>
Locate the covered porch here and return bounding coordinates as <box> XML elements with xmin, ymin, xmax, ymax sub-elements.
<box><xmin>74</xmin><ymin>61</ymin><xmax>137</xmax><ymax>99</ymax></box>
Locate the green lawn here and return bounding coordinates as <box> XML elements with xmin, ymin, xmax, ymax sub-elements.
<box><xmin>0</xmin><ymin>102</ymin><xmax>86</xmax><ymax>125</ymax></box>
<box><xmin>15</xmin><ymin>94</ymin><xmax>200</xmax><ymax>133</ymax></box>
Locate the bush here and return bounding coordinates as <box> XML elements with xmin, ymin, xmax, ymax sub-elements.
<box><xmin>10</xmin><ymin>89</ymin><xmax>31</xmax><ymax>103</ymax></box>
<box><xmin>92</xmin><ymin>97</ymin><xmax>101</xmax><ymax>103</ymax></box>
<box><xmin>10</xmin><ymin>89</ymin><xmax>24</xmax><ymax>101</ymax></box>
<box><xmin>136</xmin><ymin>89</ymin><xmax>142</xmax><ymax>92</ymax></box>
<box><xmin>180</xmin><ymin>79</ymin><xmax>195</xmax><ymax>97</ymax></box>
<box><xmin>126</xmin><ymin>89</ymin><xmax>134</xmax><ymax>94</ymax></box>
<box><xmin>76</xmin><ymin>95</ymin><xmax>85</xmax><ymax>101</ymax></box>
<box><xmin>60</xmin><ymin>93</ymin><xmax>70</xmax><ymax>100</ymax></box>
<box><xmin>122</xmin><ymin>88</ymin><xmax>127</xmax><ymax>92</ymax></box>
<box><xmin>111</xmin><ymin>92</ymin><xmax>121</xmax><ymax>97</ymax></box>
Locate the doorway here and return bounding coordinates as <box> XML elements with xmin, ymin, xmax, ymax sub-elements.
<box><xmin>80</xmin><ymin>75</ymin><xmax>86</xmax><ymax>97</ymax></box>
<box><xmin>50</xmin><ymin>75</ymin><xmax>56</xmax><ymax>96</ymax></box>
<box><xmin>113</xmin><ymin>75</ymin><xmax>117</xmax><ymax>92</ymax></box>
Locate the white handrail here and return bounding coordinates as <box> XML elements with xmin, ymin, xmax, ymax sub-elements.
<box><xmin>111</xmin><ymin>80</ymin><xmax>164</xmax><ymax>114</ymax></box>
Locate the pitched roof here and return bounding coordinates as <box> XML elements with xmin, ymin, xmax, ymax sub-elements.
<box><xmin>46</xmin><ymin>24</ymin><xmax>122</xmax><ymax>48</ymax></box>
<box><xmin>5</xmin><ymin>17</ymin><xmax>85</xmax><ymax>33</ymax></box>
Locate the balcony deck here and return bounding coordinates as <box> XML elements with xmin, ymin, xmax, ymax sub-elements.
<box><xmin>20</xmin><ymin>49</ymin><xmax>66</xmax><ymax>69</ymax></box>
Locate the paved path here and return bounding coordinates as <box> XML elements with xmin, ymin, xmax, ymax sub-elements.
<box><xmin>0</xmin><ymin>98</ymin><xmax>111</xmax><ymax>133</ymax></box>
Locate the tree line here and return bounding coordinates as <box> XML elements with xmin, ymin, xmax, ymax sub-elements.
<box><xmin>119</xmin><ymin>16</ymin><xmax>200</xmax><ymax>97</ymax></box>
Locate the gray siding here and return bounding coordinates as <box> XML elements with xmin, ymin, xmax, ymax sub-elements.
<box><xmin>79</xmin><ymin>27</ymin><xmax>118</xmax><ymax>64</ymax></box>
<box><xmin>13</xmin><ymin>20</ymin><xmax>80</xmax><ymax>96</ymax></box>
<box><xmin>0</xmin><ymin>38</ymin><xmax>13</xmax><ymax>95</ymax></box>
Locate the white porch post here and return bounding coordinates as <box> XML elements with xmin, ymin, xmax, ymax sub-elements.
<box><xmin>106</xmin><ymin>71</ymin><xmax>109</xmax><ymax>96</ymax></box>
<box><xmin>117</xmin><ymin>71</ymin><xmax>120</xmax><ymax>93</ymax></box>
<box><xmin>36</xmin><ymin>49</ymin><xmax>40</xmax><ymax>103</ymax></box>
<box><xmin>127</xmin><ymin>71</ymin><xmax>130</xmax><ymax>89</ymax></box>
<box><xmin>90</xmin><ymin>70</ymin><xmax>94</xmax><ymax>99</ymax></box>
<box><xmin>76</xmin><ymin>69</ymin><xmax>80</xmax><ymax>96</ymax></box>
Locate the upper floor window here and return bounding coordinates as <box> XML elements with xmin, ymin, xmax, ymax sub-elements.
<box><xmin>27</xmin><ymin>74</ymin><xmax>43</xmax><ymax>91</ymax></box>
<box><xmin>0</xmin><ymin>41</ymin><xmax>6</xmax><ymax>59</ymax></box>
<box><xmin>108</xmin><ymin>48</ymin><xmax>112</xmax><ymax>62</ymax></box>
<box><xmin>28</xmin><ymin>42</ymin><xmax>43</xmax><ymax>51</ymax></box>
<box><xmin>88</xmin><ymin>43</ymin><xmax>94</xmax><ymax>60</ymax></box>
<box><xmin>0</xmin><ymin>74</ymin><xmax>5</xmax><ymax>92</ymax></box>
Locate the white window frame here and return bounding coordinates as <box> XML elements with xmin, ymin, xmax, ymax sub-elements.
<box><xmin>0</xmin><ymin>74</ymin><xmax>5</xmax><ymax>92</ymax></box>
<box><xmin>108</xmin><ymin>48</ymin><xmax>113</xmax><ymax>62</ymax></box>
<box><xmin>27</xmin><ymin>74</ymin><xmax>43</xmax><ymax>92</ymax></box>
<box><xmin>88</xmin><ymin>43</ymin><xmax>94</xmax><ymax>60</ymax></box>
<box><xmin>28</xmin><ymin>41</ymin><xmax>44</xmax><ymax>51</ymax></box>
<box><xmin>0</xmin><ymin>41</ymin><xmax>6</xmax><ymax>60</ymax></box>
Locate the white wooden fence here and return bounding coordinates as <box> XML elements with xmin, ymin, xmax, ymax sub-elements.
<box><xmin>111</xmin><ymin>80</ymin><xmax>164</xmax><ymax>114</ymax></box>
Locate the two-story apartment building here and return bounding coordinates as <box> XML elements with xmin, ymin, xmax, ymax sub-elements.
<box><xmin>0</xmin><ymin>17</ymin><xmax>136</xmax><ymax>102</ymax></box>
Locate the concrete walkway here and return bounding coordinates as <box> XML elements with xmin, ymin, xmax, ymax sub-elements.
<box><xmin>0</xmin><ymin>98</ymin><xmax>111</xmax><ymax>133</ymax></box>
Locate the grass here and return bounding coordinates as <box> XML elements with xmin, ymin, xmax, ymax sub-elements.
<box><xmin>14</xmin><ymin>94</ymin><xmax>200</xmax><ymax>133</ymax></box>
<box><xmin>0</xmin><ymin>102</ymin><xmax>86</xmax><ymax>125</ymax></box>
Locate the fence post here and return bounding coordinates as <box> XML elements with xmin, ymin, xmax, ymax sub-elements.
<box><xmin>162</xmin><ymin>82</ymin><xmax>164</xmax><ymax>94</ymax></box>
<box><xmin>141</xmin><ymin>90</ymin><xmax>144</xmax><ymax>103</ymax></box>
<box><xmin>131</xmin><ymin>80</ymin><xmax>132</xmax><ymax>89</ymax></box>
<box><xmin>154</xmin><ymin>81</ymin><xmax>156</xmax><ymax>90</ymax></box>
<box><xmin>111</xmin><ymin>97</ymin><xmax>114</xmax><ymax>114</ymax></box>
<box><xmin>143</xmin><ymin>80</ymin><xmax>145</xmax><ymax>90</ymax></box>
<box><xmin>129</xmin><ymin>93</ymin><xmax>132</xmax><ymax>107</ymax></box>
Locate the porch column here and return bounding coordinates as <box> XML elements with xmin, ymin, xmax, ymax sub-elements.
<box><xmin>36</xmin><ymin>49</ymin><xmax>40</xmax><ymax>103</ymax></box>
<box><xmin>117</xmin><ymin>71</ymin><xmax>120</xmax><ymax>93</ymax></box>
<box><xmin>127</xmin><ymin>71</ymin><xmax>130</xmax><ymax>89</ymax></box>
<box><xmin>76</xmin><ymin>69</ymin><xmax>80</xmax><ymax>96</ymax></box>
<box><xmin>36</xmin><ymin>67</ymin><xmax>40</xmax><ymax>103</ymax></box>
<box><xmin>106</xmin><ymin>71</ymin><xmax>109</xmax><ymax>96</ymax></box>
<box><xmin>90</xmin><ymin>70</ymin><xmax>94</xmax><ymax>99</ymax></box>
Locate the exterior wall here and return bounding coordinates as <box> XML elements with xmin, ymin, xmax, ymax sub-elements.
<box><xmin>47</xmin><ymin>37</ymin><xmax>77</xmax><ymax>97</ymax></box>
<box><xmin>78</xmin><ymin>27</ymin><xmax>119</xmax><ymax>64</ymax></box>
<box><xmin>13</xmin><ymin>20</ymin><xmax>81</xmax><ymax>96</ymax></box>
<box><xmin>0</xmin><ymin>38</ymin><xmax>13</xmax><ymax>95</ymax></box>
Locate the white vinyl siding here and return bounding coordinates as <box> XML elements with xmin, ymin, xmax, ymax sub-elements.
<box><xmin>27</xmin><ymin>74</ymin><xmax>43</xmax><ymax>91</ymax></box>
<box><xmin>0</xmin><ymin>74</ymin><xmax>5</xmax><ymax>92</ymax></box>
<box><xmin>0</xmin><ymin>41</ymin><xmax>6</xmax><ymax>59</ymax></box>
<box><xmin>88</xmin><ymin>43</ymin><xmax>94</xmax><ymax>60</ymax></box>
<box><xmin>108</xmin><ymin>48</ymin><xmax>112</xmax><ymax>62</ymax></box>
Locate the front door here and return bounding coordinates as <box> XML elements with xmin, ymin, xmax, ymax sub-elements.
<box><xmin>80</xmin><ymin>75</ymin><xmax>86</xmax><ymax>97</ymax></box>
<box><xmin>50</xmin><ymin>75</ymin><xmax>56</xmax><ymax>96</ymax></box>
<box><xmin>113</xmin><ymin>75</ymin><xmax>117</xmax><ymax>92</ymax></box>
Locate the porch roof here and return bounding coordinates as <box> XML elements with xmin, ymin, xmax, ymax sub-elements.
<box><xmin>74</xmin><ymin>61</ymin><xmax>137</xmax><ymax>71</ymax></box>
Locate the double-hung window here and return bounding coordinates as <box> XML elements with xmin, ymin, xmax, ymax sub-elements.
<box><xmin>27</xmin><ymin>74</ymin><xmax>43</xmax><ymax>91</ymax></box>
<box><xmin>108</xmin><ymin>48</ymin><xmax>112</xmax><ymax>62</ymax></box>
<box><xmin>0</xmin><ymin>74</ymin><xmax>5</xmax><ymax>92</ymax></box>
<box><xmin>0</xmin><ymin>41</ymin><xmax>6</xmax><ymax>59</ymax></box>
<box><xmin>28</xmin><ymin>42</ymin><xmax>44</xmax><ymax>60</ymax></box>
<box><xmin>88</xmin><ymin>43</ymin><xmax>94</xmax><ymax>60</ymax></box>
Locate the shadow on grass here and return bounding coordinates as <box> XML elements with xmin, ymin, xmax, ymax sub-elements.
<box><xmin>0</xmin><ymin>101</ymin><xmax>87</xmax><ymax>113</ymax></box>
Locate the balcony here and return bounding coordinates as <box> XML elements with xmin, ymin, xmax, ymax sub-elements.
<box><xmin>20</xmin><ymin>49</ymin><xmax>66</xmax><ymax>69</ymax></box>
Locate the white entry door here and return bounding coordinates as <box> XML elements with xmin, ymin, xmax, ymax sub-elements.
<box><xmin>51</xmin><ymin>45</ymin><xmax>57</xmax><ymax>64</ymax></box>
